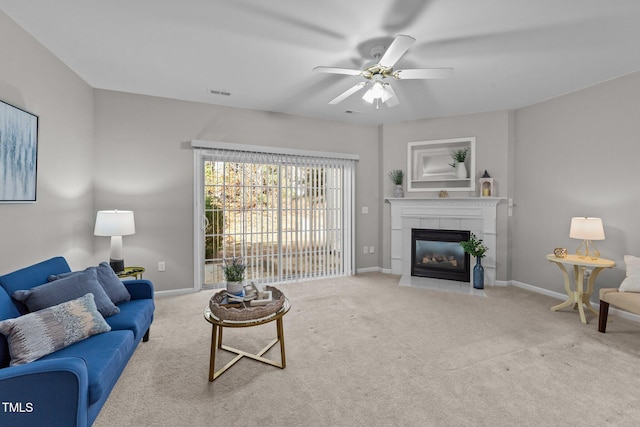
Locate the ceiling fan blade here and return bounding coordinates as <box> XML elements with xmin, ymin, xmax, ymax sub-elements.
<box><xmin>384</xmin><ymin>85</ymin><xmax>399</xmax><ymax>107</ymax></box>
<box><xmin>329</xmin><ymin>82</ymin><xmax>368</xmax><ymax>104</ymax></box>
<box><xmin>393</xmin><ymin>68</ymin><xmax>454</xmax><ymax>79</ymax></box>
<box><xmin>378</xmin><ymin>35</ymin><xmax>415</xmax><ymax>69</ymax></box>
<box><xmin>313</xmin><ymin>66</ymin><xmax>363</xmax><ymax>76</ymax></box>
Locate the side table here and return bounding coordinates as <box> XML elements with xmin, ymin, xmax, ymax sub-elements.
<box><xmin>204</xmin><ymin>297</ymin><xmax>290</xmax><ymax>382</ymax></box>
<box><xmin>546</xmin><ymin>254</ymin><xmax>615</xmax><ymax>324</ymax></box>
<box><xmin>117</xmin><ymin>266</ymin><xmax>145</xmax><ymax>280</ymax></box>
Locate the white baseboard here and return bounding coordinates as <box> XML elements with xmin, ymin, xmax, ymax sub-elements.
<box><xmin>356</xmin><ymin>267</ymin><xmax>394</xmax><ymax>274</ymax></box>
<box><xmin>154</xmin><ymin>288</ymin><xmax>196</xmax><ymax>298</ymax></box>
<box><xmin>508</xmin><ymin>280</ymin><xmax>640</xmax><ymax>324</ymax></box>
<box><xmin>356</xmin><ymin>266</ymin><xmax>385</xmax><ymax>274</ymax></box>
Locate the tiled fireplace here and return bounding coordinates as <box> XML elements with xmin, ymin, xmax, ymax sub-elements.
<box><xmin>386</xmin><ymin>197</ymin><xmax>502</xmax><ymax>286</ymax></box>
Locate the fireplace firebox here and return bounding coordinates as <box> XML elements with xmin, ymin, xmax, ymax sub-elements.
<box><xmin>411</xmin><ymin>229</ymin><xmax>471</xmax><ymax>282</ymax></box>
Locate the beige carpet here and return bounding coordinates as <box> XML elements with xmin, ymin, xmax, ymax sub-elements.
<box><xmin>94</xmin><ymin>273</ymin><xmax>640</xmax><ymax>426</ymax></box>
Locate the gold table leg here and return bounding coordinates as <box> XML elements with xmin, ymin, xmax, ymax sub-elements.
<box><xmin>208</xmin><ymin>321</ymin><xmax>286</xmax><ymax>382</ymax></box>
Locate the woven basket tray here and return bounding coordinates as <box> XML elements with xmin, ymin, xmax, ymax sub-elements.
<box><xmin>209</xmin><ymin>286</ymin><xmax>285</xmax><ymax>322</ymax></box>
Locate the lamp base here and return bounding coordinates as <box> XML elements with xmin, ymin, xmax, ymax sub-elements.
<box><xmin>576</xmin><ymin>240</ymin><xmax>600</xmax><ymax>260</ymax></box>
<box><xmin>110</xmin><ymin>259</ymin><xmax>125</xmax><ymax>274</ymax></box>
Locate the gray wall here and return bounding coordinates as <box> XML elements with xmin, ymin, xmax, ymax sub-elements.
<box><xmin>94</xmin><ymin>90</ymin><xmax>379</xmax><ymax>291</ymax></box>
<box><xmin>379</xmin><ymin>111</ymin><xmax>513</xmax><ymax>280</ymax></box>
<box><xmin>0</xmin><ymin>10</ymin><xmax>95</xmax><ymax>273</ymax></box>
<box><xmin>3</xmin><ymin>7</ymin><xmax>640</xmax><ymax>298</ymax></box>
<box><xmin>513</xmin><ymin>71</ymin><xmax>640</xmax><ymax>295</ymax></box>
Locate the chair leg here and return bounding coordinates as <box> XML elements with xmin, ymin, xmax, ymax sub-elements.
<box><xmin>598</xmin><ymin>301</ymin><xmax>609</xmax><ymax>333</ymax></box>
<box><xmin>143</xmin><ymin>328</ymin><xmax>150</xmax><ymax>342</ymax></box>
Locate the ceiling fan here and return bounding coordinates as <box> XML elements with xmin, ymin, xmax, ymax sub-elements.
<box><xmin>313</xmin><ymin>34</ymin><xmax>453</xmax><ymax>109</ymax></box>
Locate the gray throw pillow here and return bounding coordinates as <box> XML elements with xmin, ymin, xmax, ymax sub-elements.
<box><xmin>96</xmin><ymin>262</ymin><xmax>131</xmax><ymax>304</ymax></box>
<box><xmin>14</xmin><ymin>268</ymin><xmax>120</xmax><ymax>317</ymax></box>
<box><xmin>49</xmin><ymin>263</ymin><xmax>131</xmax><ymax>305</ymax></box>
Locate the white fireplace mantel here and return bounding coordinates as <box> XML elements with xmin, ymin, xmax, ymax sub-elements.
<box><xmin>386</xmin><ymin>197</ymin><xmax>504</xmax><ymax>285</ymax></box>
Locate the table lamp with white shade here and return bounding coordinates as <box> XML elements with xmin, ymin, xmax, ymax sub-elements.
<box><xmin>569</xmin><ymin>217</ymin><xmax>605</xmax><ymax>260</ymax></box>
<box><xmin>94</xmin><ymin>210</ymin><xmax>135</xmax><ymax>273</ymax></box>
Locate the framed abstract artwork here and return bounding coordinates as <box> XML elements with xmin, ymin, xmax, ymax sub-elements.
<box><xmin>0</xmin><ymin>99</ymin><xmax>38</xmax><ymax>202</ymax></box>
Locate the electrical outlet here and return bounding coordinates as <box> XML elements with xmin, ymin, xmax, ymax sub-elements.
<box><xmin>363</xmin><ymin>246</ymin><xmax>369</xmax><ymax>254</ymax></box>
<box><xmin>361</xmin><ymin>206</ymin><xmax>369</xmax><ymax>214</ymax></box>
<box><xmin>158</xmin><ymin>261</ymin><xmax>166</xmax><ymax>272</ymax></box>
<box><xmin>369</xmin><ymin>246</ymin><xmax>375</xmax><ymax>254</ymax></box>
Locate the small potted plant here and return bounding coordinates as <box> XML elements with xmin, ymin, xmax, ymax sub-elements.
<box><xmin>459</xmin><ymin>233</ymin><xmax>488</xmax><ymax>289</ymax></box>
<box><xmin>449</xmin><ymin>148</ymin><xmax>469</xmax><ymax>179</ymax></box>
<box><xmin>223</xmin><ymin>257</ymin><xmax>246</xmax><ymax>296</ymax></box>
<box><xmin>388</xmin><ymin>169</ymin><xmax>405</xmax><ymax>198</ymax></box>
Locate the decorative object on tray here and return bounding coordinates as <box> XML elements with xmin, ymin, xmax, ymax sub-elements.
<box><xmin>449</xmin><ymin>148</ymin><xmax>469</xmax><ymax>179</ymax></box>
<box><xmin>222</xmin><ymin>257</ymin><xmax>246</xmax><ymax>296</ymax></box>
<box><xmin>554</xmin><ymin>247</ymin><xmax>568</xmax><ymax>258</ymax></box>
<box><xmin>460</xmin><ymin>233</ymin><xmax>488</xmax><ymax>289</ymax></box>
<box><xmin>479</xmin><ymin>170</ymin><xmax>493</xmax><ymax>197</ymax></box>
<box><xmin>209</xmin><ymin>285</ymin><xmax>285</xmax><ymax>321</ymax></box>
<box><xmin>388</xmin><ymin>169</ymin><xmax>404</xmax><ymax>198</ymax></box>
<box><xmin>438</xmin><ymin>190</ymin><xmax>449</xmax><ymax>198</ymax></box>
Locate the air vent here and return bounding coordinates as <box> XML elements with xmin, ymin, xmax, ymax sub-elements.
<box><xmin>209</xmin><ymin>89</ymin><xmax>231</xmax><ymax>96</ymax></box>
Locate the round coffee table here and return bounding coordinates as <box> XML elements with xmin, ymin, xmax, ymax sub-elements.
<box><xmin>203</xmin><ymin>297</ymin><xmax>290</xmax><ymax>382</ymax></box>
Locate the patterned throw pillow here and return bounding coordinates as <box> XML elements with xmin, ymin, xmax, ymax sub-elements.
<box><xmin>0</xmin><ymin>293</ymin><xmax>111</xmax><ymax>366</ymax></box>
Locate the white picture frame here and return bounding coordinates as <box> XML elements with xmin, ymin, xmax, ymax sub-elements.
<box><xmin>407</xmin><ymin>137</ymin><xmax>476</xmax><ymax>192</ymax></box>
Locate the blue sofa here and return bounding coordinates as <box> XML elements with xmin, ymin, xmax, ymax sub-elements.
<box><xmin>0</xmin><ymin>257</ymin><xmax>155</xmax><ymax>427</ymax></box>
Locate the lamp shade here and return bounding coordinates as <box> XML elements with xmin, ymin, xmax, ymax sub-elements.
<box><xmin>94</xmin><ymin>210</ymin><xmax>135</xmax><ymax>237</ymax></box>
<box><xmin>569</xmin><ymin>217</ymin><xmax>604</xmax><ymax>240</ymax></box>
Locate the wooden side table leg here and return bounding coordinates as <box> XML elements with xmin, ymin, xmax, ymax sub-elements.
<box><xmin>277</xmin><ymin>317</ymin><xmax>286</xmax><ymax>369</ymax></box>
<box><xmin>585</xmin><ymin>267</ymin><xmax>604</xmax><ymax>316</ymax></box>
<box><xmin>550</xmin><ymin>262</ymin><xmax>576</xmax><ymax>311</ymax></box>
<box><xmin>574</xmin><ymin>266</ymin><xmax>587</xmax><ymax>324</ymax></box>
<box><xmin>209</xmin><ymin>324</ymin><xmax>218</xmax><ymax>382</ymax></box>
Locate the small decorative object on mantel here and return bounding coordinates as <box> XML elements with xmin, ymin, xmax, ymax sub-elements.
<box><xmin>388</xmin><ymin>169</ymin><xmax>404</xmax><ymax>198</ymax></box>
<box><xmin>479</xmin><ymin>170</ymin><xmax>494</xmax><ymax>197</ymax></box>
<box><xmin>222</xmin><ymin>257</ymin><xmax>246</xmax><ymax>296</ymax></box>
<box><xmin>460</xmin><ymin>233</ymin><xmax>488</xmax><ymax>289</ymax></box>
<box><xmin>449</xmin><ymin>148</ymin><xmax>469</xmax><ymax>179</ymax></box>
<box><xmin>438</xmin><ymin>190</ymin><xmax>449</xmax><ymax>198</ymax></box>
<box><xmin>554</xmin><ymin>248</ymin><xmax>568</xmax><ymax>258</ymax></box>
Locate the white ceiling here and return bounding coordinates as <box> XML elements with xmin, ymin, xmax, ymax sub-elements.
<box><xmin>2</xmin><ymin>0</ymin><xmax>640</xmax><ymax>125</ymax></box>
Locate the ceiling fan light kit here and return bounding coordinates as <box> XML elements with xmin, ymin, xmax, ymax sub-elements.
<box><xmin>314</xmin><ymin>34</ymin><xmax>453</xmax><ymax>109</ymax></box>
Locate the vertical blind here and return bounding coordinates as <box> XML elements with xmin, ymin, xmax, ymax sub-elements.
<box><xmin>199</xmin><ymin>146</ymin><xmax>356</xmax><ymax>285</ymax></box>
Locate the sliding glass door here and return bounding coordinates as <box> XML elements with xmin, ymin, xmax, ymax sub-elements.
<box><xmin>194</xmin><ymin>145</ymin><xmax>355</xmax><ymax>289</ymax></box>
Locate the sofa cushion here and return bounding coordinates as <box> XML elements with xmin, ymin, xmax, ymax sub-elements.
<box><xmin>13</xmin><ymin>268</ymin><xmax>120</xmax><ymax>317</ymax></box>
<box><xmin>619</xmin><ymin>255</ymin><xmax>640</xmax><ymax>292</ymax></box>
<box><xmin>50</xmin><ymin>262</ymin><xmax>131</xmax><ymax>305</ymax></box>
<box><xmin>40</xmin><ymin>329</ymin><xmax>135</xmax><ymax>405</ymax></box>
<box><xmin>0</xmin><ymin>256</ymin><xmax>71</xmax><ymax>315</ymax></box>
<box><xmin>0</xmin><ymin>293</ymin><xmax>111</xmax><ymax>366</ymax></box>
<box><xmin>106</xmin><ymin>299</ymin><xmax>155</xmax><ymax>341</ymax></box>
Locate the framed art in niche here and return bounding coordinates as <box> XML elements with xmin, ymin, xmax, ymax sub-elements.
<box><xmin>0</xmin><ymin>99</ymin><xmax>38</xmax><ymax>203</ymax></box>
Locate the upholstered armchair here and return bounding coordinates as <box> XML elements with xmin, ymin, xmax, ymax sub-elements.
<box><xmin>598</xmin><ymin>255</ymin><xmax>640</xmax><ymax>333</ymax></box>
<box><xmin>598</xmin><ymin>288</ymin><xmax>640</xmax><ymax>332</ymax></box>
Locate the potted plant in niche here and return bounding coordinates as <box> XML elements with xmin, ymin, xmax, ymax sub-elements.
<box><xmin>388</xmin><ymin>169</ymin><xmax>405</xmax><ymax>198</ymax></box>
<box><xmin>223</xmin><ymin>257</ymin><xmax>246</xmax><ymax>296</ymax></box>
<box><xmin>449</xmin><ymin>148</ymin><xmax>469</xmax><ymax>179</ymax></box>
<box><xmin>459</xmin><ymin>233</ymin><xmax>488</xmax><ymax>289</ymax></box>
